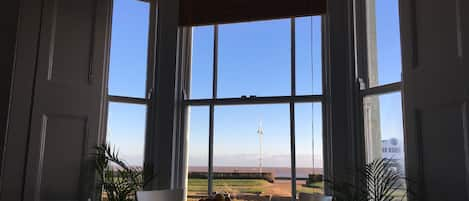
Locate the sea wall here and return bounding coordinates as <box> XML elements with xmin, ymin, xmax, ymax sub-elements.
<box><xmin>306</xmin><ymin>174</ymin><xmax>324</xmax><ymax>185</ymax></box>
<box><xmin>189</xmin><ymin>172</ymin><xmax>275</xmax><ymax>183</ymax></box>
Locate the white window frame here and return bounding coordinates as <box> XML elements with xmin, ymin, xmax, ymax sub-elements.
<box><xmin>100</xmin><ymin>0</ymin><xmax>376</xmax><ymax>195</ymax></box>
<box><xmin>354</xmin><ymin>0</ymin><xmax>405</xmax><ymax>176</ymax></box>
<box><xmin>104</xmin><ymin>0</ymin><xmax>155</xmax><ymax>170</ymax></box>
<box><xmin>182</xmin><ymin>18</ymin><xmax>330</xmax><ymax>199</ymax></box>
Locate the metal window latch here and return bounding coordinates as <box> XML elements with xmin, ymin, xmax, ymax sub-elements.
<box><xmin>358</xmin><ymin>77</ymin><xmax>366</xmax><ymax>90</ymax></box>
<box><xmin>147</xmin><ymin>88</ymin><xmax>153</xmax><ymax>100</ymax></box>
<box><xmin>241</xmin><ymin>95</ymin><xmax>257</xmax><ymax>100</ymax></box>
<box><xmin>182</xmin><ymin>89</ymin><xmax>188</xmax><ymax>100</ymax></box>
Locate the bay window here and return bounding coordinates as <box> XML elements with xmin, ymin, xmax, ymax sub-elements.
<box><xmin>101</xmin><ymin>0</ymin><xmax>408</xmax><ymax>200</ymax></box>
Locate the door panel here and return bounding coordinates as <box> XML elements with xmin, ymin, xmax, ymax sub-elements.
<box><xmin>39</xmin><ymin>115</ymin><xmax>89</xmax><ymax>200</ymax></box>
<box><xmin>418</xmin><ymin>104</ymin><xmax>469</xmax><ymax>201</ymax></box>
<box><xmin>47</xmin><ymin>0</ymin><xmax>95</xmax><ymax>84</ymax></box>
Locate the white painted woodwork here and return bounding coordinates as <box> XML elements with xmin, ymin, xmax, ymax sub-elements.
<box><xmin>136</xmin><ymin>189</ymin><xmax>184</xmax><ymax>201</ymax></box>
<box><xmin>13</xmin><ymin>0</ymin><xmax>111</xmax><ymax>200</ymax></box>
<box><xmin>400</xmin><ymin>0</ymin><xmax>469</xmax><ymax>200</ymax></box>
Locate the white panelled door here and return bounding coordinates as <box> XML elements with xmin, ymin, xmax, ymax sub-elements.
<box><xmin>401</xmin><ymin>0</ymin><xmax>469</xmax><ymax>200</ymax></box>
<box><xmin>21</xmin><ymin>0</ymin><xmax>111</xmax><ymax>200</ymax></box>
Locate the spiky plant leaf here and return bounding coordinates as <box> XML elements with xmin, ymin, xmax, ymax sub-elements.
<box><xmin>94</xmin><ymin>143</ymin><xmax>149</xmax><ymax>201</ymax></box>
<box><xmin>328</xmin><ymin>158</ymin><xmax>409</xmax><ymax>201</ymax></box>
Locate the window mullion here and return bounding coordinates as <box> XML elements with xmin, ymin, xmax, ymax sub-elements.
<box><xmin>208</xmin><ymin>104</ymin><xmax>215</xmax><ymax>195</ymax></box>
<box><xmin>290</xmin><ymin>19</ymin><xmax>297</xmax><ymax>96</ymax></box>
<box><xmin>320</xmin><ymin>16</ymin><xmax>335</xmax><ymax>196</ymax></box>
<box><xmin>213</xmin><ymin>26</ymin><xmax>219</xmax><ymax>99</ymax></box>
<box><xmin>290</xmin><ymin>17</ymin><xmax>297</xmax><ymax>200</ymax></box>
<box><xmin>208</xmin><ymin>24</ymin><xmax>219</xmax><ymax>195</ymax></box>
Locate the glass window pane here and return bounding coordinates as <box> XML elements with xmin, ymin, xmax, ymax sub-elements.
<box><xmin>368</xmin><ymin>0</ymin><xmax>402</xmax><ymax>87</ymax></box>
<box><xmin>363</xmin><ymin>92</ymin><xmax>406</xmax><ymax>197</ymax></box>
<box><xmin>106</xmin><ymin>102</ymin><xmax>146</xmax><ymax>166</ymax></box>
<box><xmin>218</xmin><ymin>19</ymin><xmax>291</xmax><ymax>98</ymax></box>
<box><xmin>187</xmin><ymin>106</ymin><xmax>210</xmax><ymax>201</ymax></box>
<box><xmin>214</xmin><ymin>104</ymin><xmax>292</xmax><ymax>200</ymax></box>
<box><xmin>190</xmin><ymin>26</ymin><xmax>214</xmax><ymax>99</ymax></box>
<box><xmin>296</xmin><ymin>16</ymin><xmax>322</xmax><ymax>95</ymax></box>
<box><xmin>295</xmin><ymin>103</ymin><xmax>324</xmax><ymax>196</ymax></box>
<box><xmin>108</xmin><ymin>0</ymin><xmax>149</xmax><ymax>98</ymax></box>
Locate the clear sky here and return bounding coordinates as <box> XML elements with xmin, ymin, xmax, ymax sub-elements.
<box><xmin>107</xmin><ymin>0</ymin><xmax>403</xmax><ymax>167</ymax></box>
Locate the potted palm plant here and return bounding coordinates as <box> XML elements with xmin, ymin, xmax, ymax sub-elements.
<box><xmin>327</xmin><ymin>158</ymin><xmax>412</xmax><ymax>201</ymax></box>
<box><xmin>95</xmin><ymin>144</ymin><xmax>152</xmax><ymax>201</ymax></box>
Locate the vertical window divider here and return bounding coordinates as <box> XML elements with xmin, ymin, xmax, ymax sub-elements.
<box><xmin>310</xmin><ymin>16</ymin><xmax>316</xmax><ymax>176</ymax></box>
<box><xmin>208</xmin><ymin>104</ymin><xmax>214</xmax><ymax>195</ymax></box>
<box><xmin>320</xmin><ymin>16</ymin><xmax>334</xmax><ymax>196</ymax></box>
<box><xmin>290</xmin><ymin>17</ymin><xmax>297</xmax><ymax>200</ymax></box>
<box><xmin>146</xmin><ymin>0</ymin><xmax>157</xmax><ymax>103</ymax></box>
<box><xmin>208</xmin><ymin>24</ymin><xmax>219</xmax><ymax>195</ymax></box>
<box><xmin>143</xmin><ymin>0</ymin><xmax>157</xmax><ymax>188</ymax></box>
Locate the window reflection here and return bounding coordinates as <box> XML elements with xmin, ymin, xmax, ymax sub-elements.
<box><xmin>363</xmin><ymin>92</ymin><xmax>406</xmax><ymax>197</ymax></box>
<box><xmin>368</xmin><ymin>0</ymin><xmax>402</xmax><ymax>87</ymax></box>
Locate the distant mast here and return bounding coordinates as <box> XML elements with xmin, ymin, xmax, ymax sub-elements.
<box><xmin>257</xmin><ymin>121</ymin><xmax>264</xmax><ymax>174</ymax></box>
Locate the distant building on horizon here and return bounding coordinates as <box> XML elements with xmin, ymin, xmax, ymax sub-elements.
<box><xmin>381</xmin><ymin>138</ymin><xmax>405</xmax><ymax>174</ymax></box>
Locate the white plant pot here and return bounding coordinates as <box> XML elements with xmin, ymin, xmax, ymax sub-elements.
<box><xmin>136</xmin><ymin>189</ymin><xmax>184</xmax><ymax>201</ymax></box>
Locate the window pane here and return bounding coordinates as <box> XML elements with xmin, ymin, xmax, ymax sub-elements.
<box><xmin>296</xmin><ymin>16</ymin><xmax>322</xmax><ymax>95</ymax></box>
<box><xmin>190</xmin><ymin>26</ymin><xmax>214</xmax><ymax>99</ymax></box>
<box><xmin>214</xmin><ymin>104</ymin><xmax>292</xmax><ymax>200</ymax></box>
<box><xmin>368</xmin><ymin>0</ymin><xmax>402</xmax><ymax>87</ymax></box>
<box><xmin>363</xmin><ymin>92</ymin><xmax>406</xmax><ymax>197</ymax></box>
<box><xmin>108</xmin><ymin>0</ymin><xmax>149</xmax><ymax>98</ymax></box>
<box><xmin>106</xmin><ymin>102</ymin><xmax>146</xmax><ymax>166</ymax></box>
<box><xmin>187</xmin><ymin>106</ymin><xmax>210</xmax><ymax>201</ymax></box>
<box><xmin>295</xmin><ymin>103</ymin><xmax>324</xmax><ymax>196</ymax></box>
<box><xmin>218</xmin><ymin>19</ymin><xmax>291</xmax><ymax>98</ymax></box>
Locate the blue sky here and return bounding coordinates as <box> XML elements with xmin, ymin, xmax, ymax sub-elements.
<box><xmin>107</xmin><ymin>0</ymin><xmax>403</xmax><ymax>167</ymax></box>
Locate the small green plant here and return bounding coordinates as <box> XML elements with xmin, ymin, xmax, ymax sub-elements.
<box><xmin>95</xmin><ymin>143</ymin><xmax>151</xmax><ymax>201</ymax></box>
<box><xmin>328</xmin><ymin>158</ymin><xmax>410</xmax><ymax>201</ymax></box>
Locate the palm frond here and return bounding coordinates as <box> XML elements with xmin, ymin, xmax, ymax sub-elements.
<box><xmin>327</xmin><ymin>158</ymin><xmax>409</xmax><ymax>201</ymax></box>
<box><xmin>94</xmin><ymin>143</ymin><xmax>150</xmax><ymax>201</ymax></box>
